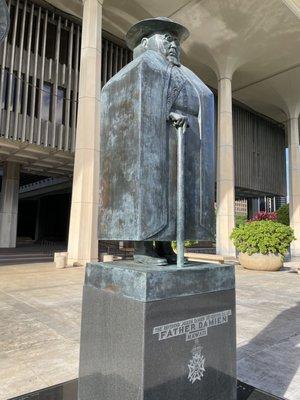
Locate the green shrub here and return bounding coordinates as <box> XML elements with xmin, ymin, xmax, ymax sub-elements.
<box><xmin>235</xmin><ymin>215</ymin><xmax>247</xmax><ymax>227</ymax></box>
<box><xmin>172</xmin><ymin>240</ymin><xmax>198</xmax><ymax>250</ymax></box>
<box><xmin>277</xmin><ymin>204</ymin><xmax>289</xmax><ymax>226</ymax></box>
<box><xmin>230</xmin><ymin>220</ymin><xmax>295</xmax><ymax>257</ymax></box>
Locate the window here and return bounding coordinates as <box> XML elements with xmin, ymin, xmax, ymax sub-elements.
<box><xmin>1</xmin><ymin>70</ymin><xmax>20</xmax><ymax>112</ymax></box>
<box><xmin>26</xmin><ymin>77</ymin><xmax>39</xmax><ymax>117</ymax></box>
<box><xmin>59</xmin><ymin>27</ymin><xmax>69</xmax><ymax>65</ymax></box>
<box><xmin>69</xmin><ymin>90</ymin><xmax>76</xmax><ymax>127</ymax></box>
<box><xmin>0</xmin><ymin>69</ymin><xmax>8</xmax><ymax>109</ymax></box>
<box><xmin>41</xmin><ymin>82</ymin><xmax>52</xmax><ymax>121</ymax></box>
<box><xmin>7</xmin><ymin>5</ymin><xmax>16</xmax><ymax>45</ymax></box>
<box><xmin>45</xmin><ymin>22</ymin><xmax>56</xmax><ymax>60</ymax></box>
<box><xmin>56</xmin><ymin>87</ymin><xmax>65</xmax><ymax>125</ymax></box>
<box><xmin>12</xmin><ymin>72</ymin><xmax>23</xmax><ymax>112</ymax></box>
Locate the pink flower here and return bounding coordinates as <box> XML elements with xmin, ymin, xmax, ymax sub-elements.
<box><xmin>250</xmin><ymin>211</ymin><xmax>278</xmax><ymax>222</ymax></box>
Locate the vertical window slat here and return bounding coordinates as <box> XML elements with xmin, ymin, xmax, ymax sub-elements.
<box><xmin>64</xmin><ymin>22</ymin><xmax>74</xmax><ymax>151</ymax></box>
<box><xmin>71</xmin><ymin>25</ymin><xmax>80</xmax><ymax>152</ymax></box>
<box><xmin>29</xmin><ymin>5</ymin><xmax>41</xmax><ymax>144</ymax></box>
<box><xmin>5</xmin><ymin>0</ymin><xmax>20</xmax><ymax>138</ymax></box>
<box><xmin>0</xmin><ymin>0</ymin><xmax>11</xmax><ymax>129</ymax></box>
<box><xmin>102</xmin><ymin>39</ymin><xmax>108</xmax><ymax>85</ymax></box>
<box><xmin>37</xmin><ymin>10</ymin><xmax>48</xmax><ymax>145</ymax></box>
<box><xmin>21</xmin><ymin>2</ymin><xmax>34</xmax><ymax>142</ymax></box>
<box><xmin>113</xmin><ymin>46</ymin><xmax>118</xmax><ymax>75</ymax></box>
<box><xmin>13</xmin><ymin>0</ymin><xmax>27</xmax><ymax>140</ymax></box>
<box><xmin>119</xmin><ymin>47</ymin><xmax>123</xmax><ymax>70</ymax></box>
<box><xmin>51</xmin><ymin>15</ymin><xmax>61</xmax><ymax>148</ymax></box>
<box><xmin>108</xmin><ymin>42</ymin><xmax>113</xmax><ymax>80</ymax></box>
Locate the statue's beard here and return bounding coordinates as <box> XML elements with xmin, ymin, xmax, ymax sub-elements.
<box><xmin>167</xmin><ymin>54</ymin><xmax>181</xmax><ymax>66</ymax></box>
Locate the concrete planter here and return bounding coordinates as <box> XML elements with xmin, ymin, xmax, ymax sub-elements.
<box><xmin>54</xmin><ymin>252</ymin><xmax>67</xmax><ymax>269</ymax></box>
<box><xmin>239</xmin><ymin>252</ymin><xmax>283</xmax><ymax>271</ymax></box>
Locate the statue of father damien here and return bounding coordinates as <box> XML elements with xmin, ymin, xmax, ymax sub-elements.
<box><xmin>0</xmin><ymin>0</ymin><xmax>10</xmax><ymax>44</ymax></box>
<box><xmin>98</xmin><ymin>17</ymin><xmax>215</xmax><ymax>265</ymax></box>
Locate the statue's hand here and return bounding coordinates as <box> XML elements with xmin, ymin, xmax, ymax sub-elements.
<box><xmin>168</xmin><ymin>112</ymin><xmax>188</xmax><ymax>129</ymax></box>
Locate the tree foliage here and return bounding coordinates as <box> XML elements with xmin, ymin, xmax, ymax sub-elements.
<box><xmin>277</xmin><ymin>204</ymin><xmax>289</xmax><ymax>226</ymax></box>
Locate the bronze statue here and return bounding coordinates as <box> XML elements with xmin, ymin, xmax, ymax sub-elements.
<box><xmin>0</xmin><ymin>0</ymin><xmax>9</xmax><ymax>44</ymax></box>
<box><xmin>98</xmin><ymin>17</ymin><xmax>215</xmax><ymax>265</ymax></box>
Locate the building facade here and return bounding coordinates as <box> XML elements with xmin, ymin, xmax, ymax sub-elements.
<box><xmin>1</xmin><ymin>0</ymin><xmax>298</xmax><ymax>263</ymax></box>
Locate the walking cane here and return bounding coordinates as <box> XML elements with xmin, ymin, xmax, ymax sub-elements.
<box><xmin>176</xmin><ymin>120</ymin><xmax>187</xmax><ymax>268</ymax></box>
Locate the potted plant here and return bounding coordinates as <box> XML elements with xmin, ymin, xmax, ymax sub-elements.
<box><xmin>230</xmin><ymin>220</ymin><xmax>295</xmax><ymax>271</ymax></box>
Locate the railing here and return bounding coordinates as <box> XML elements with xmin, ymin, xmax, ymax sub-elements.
<box><xmin>40</xmin><ymin>239</ymin><xmax>57</xmax><ymax>256</ymax></box>
<box><xmin>19</xmin><ymin>176</ymin><xmax>70</xmax><ymax>193</ymax></box>
<box><xmin>102</xmin><ymin>36</ymin><xmax>132</xmax><ymax>86</ymax></box>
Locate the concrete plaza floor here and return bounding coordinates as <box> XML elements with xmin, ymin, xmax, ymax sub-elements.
<box><xmin>0</xmin><ymin>262</ymin><xmax>299</xmax><ymax>400</ymax></box>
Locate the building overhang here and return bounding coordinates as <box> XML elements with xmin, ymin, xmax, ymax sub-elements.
<box><xmin>0</xmin><ymin>138</ymin><xmax>74</xmax><ymax>177</ymax></box>
<box><xmin>44</xmin><ymin>0</ymin><xmax>300</xmax><ymax>123</ymax></box>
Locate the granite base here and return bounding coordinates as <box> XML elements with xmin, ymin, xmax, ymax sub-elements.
<box><xmin>78</xmin><ymin>261</ymin><xmax>237</xmax><ymax>400</ymax></box>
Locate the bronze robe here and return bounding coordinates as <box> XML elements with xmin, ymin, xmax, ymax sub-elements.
<box><xmin>99</xmin><ymin>50</ymin><xmax>215</xmax><ymax>241</ymax></box>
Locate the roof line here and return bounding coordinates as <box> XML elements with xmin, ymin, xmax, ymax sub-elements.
<box><xmin>168</xmin><ymin>0</ymin><xmax>200</xmax><ymax>18</ymax></box>
<box><xmin>233</xmin><ymin>63</ymin><xmax>300</xmax><ymax>93</ymax></box>
<box><xmin>281</xmin><ymin>0</ymin><xmax>300</xmax><ymax>19</ymax></box>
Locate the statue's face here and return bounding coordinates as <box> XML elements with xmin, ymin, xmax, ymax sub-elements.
<box><xmin>141</xmin><ymin>32</ymin><xmax>181</xmax><ymax>66</ymax></box>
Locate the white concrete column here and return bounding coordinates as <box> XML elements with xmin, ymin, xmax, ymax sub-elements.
<box><xmin>0</xmin><ymin>162</ymin><xmax>20</xmax><ymax>248</ymax></box>
<box><xmin>287</xmin><ymin>116</ymin><xmax>300</xmax><ymax>257</ymax></box>
<box><xmin>216</xmin><ymin>77</ymin><xmax>236</xmax><ymax>257</ymax></box>
<box><xmin>67</xmin><ymin>0</ymin><xmax>103</xmax><ymax>266</ymax></box>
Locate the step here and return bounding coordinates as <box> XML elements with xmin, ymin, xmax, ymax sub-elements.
<box><xmin>185</xmin><ymin>252</ymin><xmax>225</xmax><ymax>264</ymax></box>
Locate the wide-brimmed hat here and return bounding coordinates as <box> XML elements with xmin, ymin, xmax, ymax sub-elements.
<box><xmin>126</xmin><ymin>17</ymin><xmax>189</xmax><ymax>50</ymax></box>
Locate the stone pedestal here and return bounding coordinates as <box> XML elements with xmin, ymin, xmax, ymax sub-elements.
<box><xmin>78</xmin><ymin>262</ymin><xmax>236</xmax><ymax>400</ymax></box>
